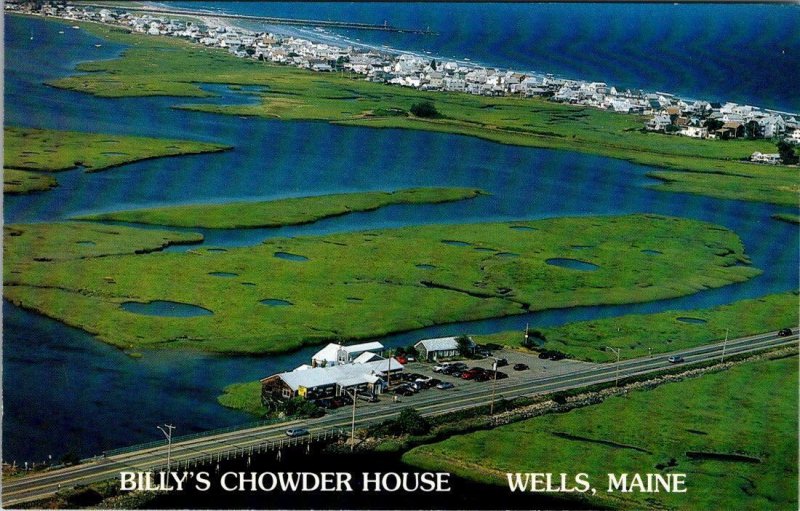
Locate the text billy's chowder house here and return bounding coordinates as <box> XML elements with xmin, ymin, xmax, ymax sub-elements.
<box><xmin>260</xmin><ymin>342</ymin><xmax>403</xmax><ymax>408</ymax></box>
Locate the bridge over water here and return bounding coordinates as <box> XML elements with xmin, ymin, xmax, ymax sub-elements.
<box><xmin>2</xmin><ymin>330</ymin><xmax>795</xmax><ymax>507</ymax></box>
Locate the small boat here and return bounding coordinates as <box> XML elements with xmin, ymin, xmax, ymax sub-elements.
<box><xmin>95</xmin><ymin>44</ymin><xmax>102</xmax><ymax>48</ymax></box>
<box><xmin>72</xmin><ymin>25</ymin><xmax>80</xmax><ymax>29</ymax></box>
<box><xmin>58</xmin><ymin>30</ymin><xmax>65</xmax><ymax>34</ymax></box>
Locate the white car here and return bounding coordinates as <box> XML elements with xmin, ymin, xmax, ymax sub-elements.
<box><xmin>432</xmin><ymin>363</ymin><xmax>449</xmax><ymax>373</ymax></box>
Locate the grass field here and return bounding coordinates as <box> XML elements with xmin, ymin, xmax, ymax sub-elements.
<box><xmin>771</xmin><ymin>213</ymin><xmax>800</xmax><ymax>225</ymax></box>
<box><xmin>217</xmin><ymin>381</ymin><xmax>265</xmax><ymax>416</ymax></box>
<box><xmin>39</xmin><ymin>17</ymin><xmax>798</xmax><ymax>206</ymax></box>
<box><xmin>403</xmin><ymin>355</ymin><xmax>799</xmax><ymax>510</ymax></box>
<box><xmin>3</xmin><ymin>126</ymin><xmax>230</xmax><ymax>193</ymax></box>
<box><xmin>74</xmin><ymin>188</ymin><xmax>485</xmax><ymax>228</ymax></box>
<box><xmin>3</xmin><ymin>169</ymin><xmax>58</xmax><ymax>194</ymax></box>
<box><xmin>478</xmin><ymin>292</ymin><xmax>799</xmax><ymax>362</ymax></box>
<box><xmin>3</xmin><ymin>214</ymin><xmax>759</xmax><ymax>353</ymax></box>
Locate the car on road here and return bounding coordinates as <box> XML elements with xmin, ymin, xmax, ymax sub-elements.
<box><xmin>513</xmin><ymin>363</ymin><xmax>529</xmax><ymax>371</ymax></box>
<box><xmin>778</xmin><ymin>328</ymin><xmax>793</xmax><ymax>337</ymax></box>
<box><xmin>667</xmin><ymin>355</ymin><xmax>685</xmax><ymax>364</ymax></box>
<box><xmin>286</xmin><ymin>428</ymin><xmax>309</xmax><ymax>437</ymax></box>
<box><xmin>436</xmin><ymin>381</ymin><xmax>455</xmax><ymax>390</ymax></box>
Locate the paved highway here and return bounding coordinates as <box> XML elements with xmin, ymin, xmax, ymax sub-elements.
<box><xmin>3</xmin><ymin>329</ymin><xmax>796</xmax><ymax>507</ymax></box>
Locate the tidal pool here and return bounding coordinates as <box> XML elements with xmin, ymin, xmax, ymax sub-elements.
<box><xmin>274</xmin><ymin>252</ymin><xmax>309</xmax><ymax>262</ymax></box>
<box><xmin>677</xmin><ymin>317</ymin><xmax>708</xmax><ymax>324</ymax></box>
<box><xmin>546</xmin><ymin>258</ymin><xmax>599</xmax><ymax>271</ymax></box>
<box><xmin>260</xmin><ymin>299</ymin><xmax>293</xmax><ymax>307</ymax></box>
<box><xmin>120</xmin><ymin>300</ymin><xmax>213</xmax><ymax>317</ymax></box>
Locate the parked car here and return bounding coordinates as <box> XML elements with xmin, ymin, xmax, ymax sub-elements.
<box><xmin>778</xmin><ymin>328</ymin><xmax>793</xmax><ymax>337</ymax></box>
<box><xmin>395</xmin><ymin>356</ymin><xmax>408</xmax><ymax>364</ymax></box>
<box><xmin>286</xmin><ymin>428</ymin><xmax>309</xmax><ymax>437</ymax></box>
<box><xmin>393</xmin><ymin>385</ymin><xmax>415</xmax><ymax>396</ymax></box>
<box><xmin>432</xmin><ymin>363</ymin><xmax>450</xmax><ymax>373</ymax></box>
<box><xmin>436</xmin><ymin>381</ymin><xmax>455</xmax><ymax>390</ymax></box>
<box><xmin>449</xmin><ymin>370</ymin><xmax>463</xmax><ymax>378</ymax></box>
<box><xmin>451</xmin><ymin>362</ymin><xmax>468</xmax><ymax>370</ymax></box>
<box><xmin>461</xmin><ymin>371</ymin><xmax>480</xmax><ymax>380</ymax></box>
<box><xmin>513</xmin><ymin>363</ymin><xmax>529</xmax><ymax>371</ymax></box>
<box><xmin>474</xmin><ymin>372</ymin><xmax>491</xmax><ymax>382</ymax></box>
<box><xmin>357</xmin><ymin>392</ymin><xmax>378</xmax><ymax>403</ymax></box>
<box><xmin>549</xmin><ymin>352</ymin><xmax>565</xmax><ymax>361</ymax></box>
<box><xmin>494</xmin><ymin>358</ymin><xmax>508</xmax><ymax>367</ymax></box>
<box><xmin>667</xmin><ymin>355</ymin><xmax>685</xmax><ymax>364</ymax></box>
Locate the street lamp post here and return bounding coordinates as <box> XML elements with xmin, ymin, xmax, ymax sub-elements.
<box><xmin>721</xmin><ymin>328</ymin><xmax>729</xmax><ymax>363</ymax></box>
<box><xmin>606</xmin><ymin>347</ymin><xmax>621</xmax><ymax>387</ymax></box>
<box><xmin>157</xmin><ymin>424</ymin><xmax>175</xmax><ymax>474</ymax></box>
<box><xmin>489</xmin><ymin>357</ymin><xmax>499</xmax><ymax>416</ymax></box>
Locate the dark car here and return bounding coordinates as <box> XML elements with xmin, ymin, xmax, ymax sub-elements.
<box><xmin>513</xmin><ymin>363</ymin><xmax>529</xmax><ymax>371</ymax></box>
<box><xmin>286</xmin><ymin>428</ymin><xmax>309</xmax><ymax>437</ymax></box>
<box><xmin>357</xmin><ymin>392</ymin><xmax>378</xmax><ymax>403</ymax></box>
<box><xmin>393</xmin><ymin>385</ymin><xmax>415</xmax><ymax>396</ymax></box>
<box><xmin>549</xmin><ymin>352</ymin><xmax>566</xmax><ymax>361</ymax></box>
<box><xmin>436</xmin><ymin>381</ymin><xmax>455</xmax><ymax>390</ymax></box>
<box><xmin>537</xmin><ymin>352</ymin><xmax>551</xmax><ymax>359</ymax></box>
<box><xmin>451</xmin><ymin>362</ymin><xmax>468</xmax><ymax>370</ymax></box>
<box><xmin>474</xmin><ymin>372</ymin><xmax>491</xmax><ymax>382</ymax></box>
<box><xmin>778</xmin><ymin>328</ymin><xmax>793</xmax><ymax>337</ymax></box>
<box><xmin>449</xmin><ymin>370</ymin><xmax>463</xmax><ymax>378</ymax></box>
<box><xmin>667</xmin><ymin>355</ymin><xmax>685</xmax><ymax>364</ymax></box>
<box><xmin>494</xmin><ymin>358</ymin><xmax>508</xmax><ymax>367</ymax></box>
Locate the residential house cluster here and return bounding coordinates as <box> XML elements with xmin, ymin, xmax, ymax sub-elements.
<box><xmin>16</xmin><ymin>2</ymin><xmax>800</xmax><ymax>154</ymax></box>
<box><xmin>643</xmin><ymin>98</ymin><xmax>799</xmax><ymax>144</ymax></box>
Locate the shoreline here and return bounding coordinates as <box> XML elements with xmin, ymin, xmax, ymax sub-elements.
<box><xmin>169</xmin><ymin>5</ymin><xmax>797</xmax><ymax>117</ymax></box>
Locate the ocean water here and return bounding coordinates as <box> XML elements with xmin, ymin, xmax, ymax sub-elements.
<box><xmin>168</xmin><ymin>2</ymin><xmax>800</xmax><ymax>113</ymax></box>
<box><xmin>2</xmin><ymin>12</ymin><xmax>798</xmax><ymax>463</ymax></box>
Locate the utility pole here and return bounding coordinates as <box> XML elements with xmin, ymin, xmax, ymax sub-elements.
<box><xmin>157</xmin><ymin>424</ymin><xmax>175</xmax><ymax>474</ymax></box>
<box><xmin>348</xmin><ymin>389</ymin><xmax>357</xmax><ymax>452</ymax></box>
<box><xmin>489</xmin><ymin>358</ymin><xmax>498</xmax><ymax>415</ymax></box>
<box><xmin>721</xmin><ymin>328</ymin><xmax>729</xmax><ymax>363</ymax></box>
<box><xmin>606</xmin><ymin>347</ymin><xmax>621</xmax><ymax>387</ymax></box>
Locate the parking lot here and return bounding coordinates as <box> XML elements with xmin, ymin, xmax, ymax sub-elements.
<box><xmin>325</xmin><ymin>347</ymin><xmax>598</xmax><ymax>416</ymax></box>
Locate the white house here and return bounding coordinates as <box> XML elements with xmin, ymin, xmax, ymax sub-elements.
<box><xmin>311</xmin><ymin>341</ymin><xmax>384</xmax><ymax>367</ymax></box>
<box><xmin>750</xmin><ymin>152</ymin><xmax>781</xmax><ymax>164</ymax></box>
<box><xmin>260</xmin><ymin>357</ymin><xmax>404</xmax><ymax>405</ymax></box>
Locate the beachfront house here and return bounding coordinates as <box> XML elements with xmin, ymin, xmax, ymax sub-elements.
<box><xmin>750</xmin><ymin>152</ymin><xmax>782</xmax><ymax>164</ymax></box>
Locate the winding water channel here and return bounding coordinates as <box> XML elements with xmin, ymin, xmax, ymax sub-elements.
<box><xmin>3</xmin><ymin>15</ymin><xmax>798</xmax><ymax>463</ymax></box>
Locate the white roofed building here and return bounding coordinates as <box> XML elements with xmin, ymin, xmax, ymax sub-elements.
<box><xmin>414</xmin><ymin>336</ymin><xmax>474</xmax><ymax>361</ymax></box>
<box><xmin>311</xmin><ymin>341</ymin><xmax>384</xmax><ymax>367</ymax></box>
<box><xmin>260</xmin><ymin>357</ymin><xmax>403</xmax><ymax>407</ymax></box>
